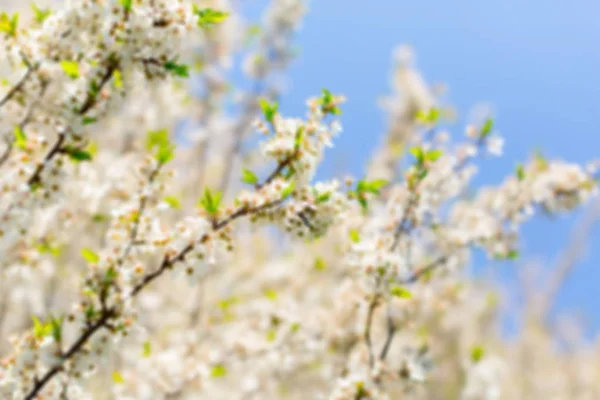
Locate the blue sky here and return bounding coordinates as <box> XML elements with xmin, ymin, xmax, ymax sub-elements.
<box><xmin>244</xmin><ymin>0</ymin><xmax>600</xmax><ymax>333</ymax></box>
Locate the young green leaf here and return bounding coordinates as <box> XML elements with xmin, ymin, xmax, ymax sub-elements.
<box><xmin>0</xmin><ymin>12</ymin><xmax>19</xmax><ymax>37</ymax></box>
<box><xmin>82</xmin><ymin>116</ymin><xmax>97</xmax><ymax>125</ymax></box>
<box><xmin>146</xmin><ymin>129</ymin><xmax>169</xmax><ymax>151</ymax></box>
<box><xmin>264</xmin><ymin>288</ymin><xmax>278</xmax><ymax>301</ymax></box>
<box><xmin>471</xmin><ymin>345</ymin><xmax>485</xmax><ymax>363</ymax></box>
<box><xmin>241</xmin><ymin>168</ymin><xmax>259</xmax><ymax>185</ymax></box>
<box><xmin>81</xmin><ymin>248</ymin><xmax>100</xmax><ymax>264</ymax></box>
<box><xmin>50</xmin><ymin>315</ymin><xmax>63</xmax><ymax>343</ymax></box>
<box><xmin>416</xmin><ymin>108</ymin><xmax>440</xmax><ymax>124</ymax></box>
<box><xmin>319</xmin><ymin>88</ymin><xmax>341</xmax><ymax>115</ymax></box>
<box><xmin>164</xmin><ymin>61</ymin><xmax>190</xmax><ymax>78</ymax></box>
<box><xmin>314</xmin><ymin>257</ymin><xmax>327</xmax><ymax>271</ymax></box>
<box><xmin>193</xmin><ymin>7</ymin><xmax>230</xmax><ymax>28</ymax></box>
<box><xmin>199</xmin><ymin>188</ymin><xmax>223</xmax><ymax>216</ymax></box>
<box><xmin>112</xmin><ymin>371</ymin><xmax>125</xmax><ymax>384</ymax></box>
<box><xmin>60</xmin><ymin>60</ymin><xmax>80</xmax><ymax>79</ymax></box>
<box><xmin>315</xmin><ymin>191</ymin><xmax>331</xmax><ymax>204</ymax></box>
<box><xmin>142</xmin><ymin>341</ymin><xmax>152</xmax><ymax>357</ymax></box>
<box><xmin>409</xmin><ymin>147</ymin><xmax>425</xmax><ymax>165</ymax></box>
<box><xmin>426</xmin><ymin>149</ymin><xmax>443</xmax><ymax>162</ymax></box>
<box><xmin>14</xmin><ymin>126</ymin><xmax>27</xmax><ymax>149</ymax></box>
<box><xmin>259</xmin><ymin>98</ymin><xmax>278</xmax><ymax>123</ymax></box>
<box><xmin>480</xmin><ymin>118</ymin><xmax>494</xmax><ymax>137</ymax></box>
<box><xmin>146</xmin><ymin>129</ymin><xmax>175</xmax><ymax>164</ymax></box>
<box><xmin>118</xmin><ymin>0</ymin><xmax>132</xmax><ymax>12</ymax></box>
<box><xmin>390</xmin><ymin>285</ymin><xmax>413</xmax><ymax>299</ymax></box>
<box><xmin>281</xmin><ymin>181</ymin><xmax>296</xmax><ymax>199</ymax></box>
<box><xmin>32</xmin><ymin>316</ymin><xmax>51</xmax><ymax>339</ymax></box>
<box><xmin>63</xmin><ymin>146</ymin><xmax>93</xmax><ymax>162</ymax></box>
<box><xmin>516</xmin><ymin>163</ymin><xmax>525</xmax><ymax>181</ymax></box>
<box><xmin>293</xmin><ymin>127</ymin><xmax>305</xmax><ymax>151</ymax></box>
<box><xmin>113</xmin><ymin>69</ymin><xmax>123</xmax><ymax>89</ymax></box>
<box><xmin>349</xmin><ymin>229</ymin><xmax>361</xmax><ymax>243</ymax></box>
<box><xmin>163</xmin><ymin>195</ymin><xmax>181</xmax><ymax>209</ymax></box>
<box><xmin>210</xmin><ymin>364</ymin><xmax>227</xmax><ymax>378</ymax></box>
<box><xmin>31</xmin><ymin>4</ymin><xmax>52</xmax><ymax>24</ymax></box>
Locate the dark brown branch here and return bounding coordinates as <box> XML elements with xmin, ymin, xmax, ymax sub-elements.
<box><xmin>27</xmin><ymin>60</ymin><xmax>118</xmax><ymax>187</ymax></box>
<box><xmin>0</xmin><ymin>67</ymin><xmax>35</xmax><ymax>108</ymax></box>
<box><xmin>256</xmin><ymin>153</ymin><xmax>296</xmax><ymax>190</ymax></box>
<box><xmin>401</xmin><ymin>255</ymin><xmax>448</xmax><ymax>285</ymax></box>
<box><xmin>25</xmin><ymin>310</ymin><xmax>115</xmax><ymax>400</ymax></box>
<box><xmin>378</xmin><ymin>304</ymin><xmax>397</xmax><ymax>361</ymax></box>
<box><xmin>27</xmin><ymin>133</ymin><xmax>66</xmax><ymax>186</ymax></box>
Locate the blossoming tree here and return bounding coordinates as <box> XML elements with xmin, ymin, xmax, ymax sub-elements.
<box><xmin>1</xmin><ymin>1</ymin><xmax>599</xmax><ymax>399</ymax></box>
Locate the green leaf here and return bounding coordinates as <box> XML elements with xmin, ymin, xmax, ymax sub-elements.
<box><xmin>314</xmin><ymin>257</ymin><xmax>327</xmax><ymax>271</ymax></box>
<box><xmin>118</xmin><ymin>0</ymin><xmax>132</xmax><ymax>12</ymax></box>
<box><xmin>426</xmin><ymin>149</ymin><xmax>443</xmax><ymax>162</ymax></box>
<box><xmin>356</xmin><ymin>179</ymin><xmax>388</xmax><ymax>196</ymax></box>
<box><xmin>349</xmin><ymin>229</ymin><xmax>360</xmax><ymax>243</ymax></box>
<box><xmin>85</xmin><ymin>141</ymin><xmax>98</xmax><ymax>157</ymax></box>
<box><xmin>210</xmin><ymin>364</ymin><xmax>227</xmax><ymax>378</ymax></box>
<box><xmin>357</xmin><ymin>196</ymin><xmax>368</xmax><ymax>211</ymax></box>
<box><xmin>14</xmin><ymin>126</ymin><xmax>27</xmax><ymax>149</ymax></box>
<box><xmin>64</xmin><ymin>146</ymin><xmax>92</xmax><ymax>162</ymax></box>
<box><xmin>471</xmin><ymin>345</ymin><xmax>485</xmax><ymax>363</ymax></box>
<box><xmin>294</xmin><ymin>127</ymin><xmax>305</xmax><ymax>151</ymax></box>
<box><xmin>0</xmin><ymin>12</ymin><xmax>19</xmax><ymax>38</ymax></box>
<box><xmin>146</xmin><ymin>129</ymin><xmax>170</xmax><ymax>151</ymax></box>
<box><xmin>163</xmin><ymin>195</ymin><xmax>181</xmax><ymax>209</ymax></box>
<box><xmin>319</xmin><ymin>88</ymin><xmax>341</xmax><ymax>115</ymax></box>
<box><xmin>193</xmin><ymin>7</ymin><xmax>230</xmax><ymax>28</ymax></box>
<box><xmin>92</xmin><ymin>213</ymin><xmax>108</xmax><ymax>222</ymax></box>
<box><xmin>36</xmin><ymin>241</ymin><xmax>62</xmax><ymax>257</ymax></box>
<box><xmin>199</xmin><ymin>188</ymin><xmax>222</xmax><ymax>216</ymax></box>
<box><xmin>60</xmin><ymin>60</ymin><xmax>80</xmax><ymax>79</ymax></box>
<box><xmin>259</xmin><ymin>98</ymin><xmax>278</xmax><ymax>124</ymax></box>
<box><xmin>416</xmin><ymin>108</ymin><xmax>440</xmax><ymax>124</ymax></box>
<box><xmin>82</xmin><ymin>117</ymin><xmax>97</xmax><ymax>125</ymax></box>
<box><xmin>88</xmin><ymin>80</ymin><xmax>100</xmax><ymax>97</ymax></box>
<box><xmin>81</xmin><ymin>248</ymin><xmax>100</xmax><ymax>264</ymax></box>
<box><xmin>104</xmin><ymin>267</ymin><xmax>118</xmax><ymax>285</ymax></box>
<box><xmin>281</xmin><ymin>181</ymin><xmax>296</xmax><ymax>199</ymax></box>
<box><xmin>164</xmin><ymin>61</ymin><xmax>190</xmax><ymax>78</ymax></box>
<box><xmin>142</xmin><ymin>341</ymin><xmax>152</xmax><ymax>357</ymax></box>
<box><xmin>290</xmin><ymin>322</ymin><xmax>301</xmax><ymax>333</ymax></box>
<box><xmin>113</xmin><ymin>69</ymin><xmax>123</xmax><ymax>89</ymax></box>
<box><xmin>241</xmin><ymin>168</ymin><xmax>259</xmax><ymax>185</ymax></box>
<box><xmin>264</xmin><ymin>288</ymin><xmax>278</xmax><ymax>301</ymax></box>
<box><xmin>314</xmin><ymin>190</ymin><xmax>331</xmax><ymax>204</ymax></box>
<box><xmin>112</xmin><ymin>371</ymin><xmax>125</xmax><ymax>384</ymax></box>
<box><xmin>50</xmin><ymin>315</ymin><xmax>63</xmax><ymax>343</ymax></box>
<box><xmin>266</xmin><ymin>329</ymin><xmax>277</xmax><ymax>342</ymax></box>
<box><xmin>32</xmin><ymin>316</ymin><xmax>52</xmax><ymax>339</ymax></box>
<box><xmin>155</xmin><ymin>145</ymin><xmax>175</xmax><ymax>164</ymax></box>
<box><xmin>409</xmin><ymin>147</ymin><xmax>425</xmax><ymax>165</ymax></box>
<box><xmin>366</xmin><ymin>179</ymin><xmax>388</xmax><ymax>194</ymax></box>
<box><xmin>495</xmin><ymin>249</ymin><xmax>519</xmax><ymax>261</ymax></box>
<box><xmin>146</xmin><ymin>129</ymin><xmax>175</xmax><ymax>164</ymax></box>
<box><xmin>480</xmin><ymin>118</ymin><xmax>494</xmax><ymax>138</ymax></box>
<box><xmin>516</xmin><ymin>163</ymin><xmax>525</xmax><ymax>181</ymax></box>
<box><xmin>390</xmin><ymin>285</ymin><xmax>412</xmax><ymax>299</ymax></box>
<box><xmin>31</xmin><ymin>4</ymin><xmax>52</xmax><ymax>24</ymax></box>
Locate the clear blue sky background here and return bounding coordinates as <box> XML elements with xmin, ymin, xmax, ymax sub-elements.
<box><xmin>244</xmin><ymin>0</ymin><xmax>600</xmax><ymax>334</ymax></box>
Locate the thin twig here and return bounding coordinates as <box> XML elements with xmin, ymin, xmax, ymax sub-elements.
<box><xmin>0</xmin><ymin>67</ymin><xmax>35</xmax><ymax>109</ymax></box>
